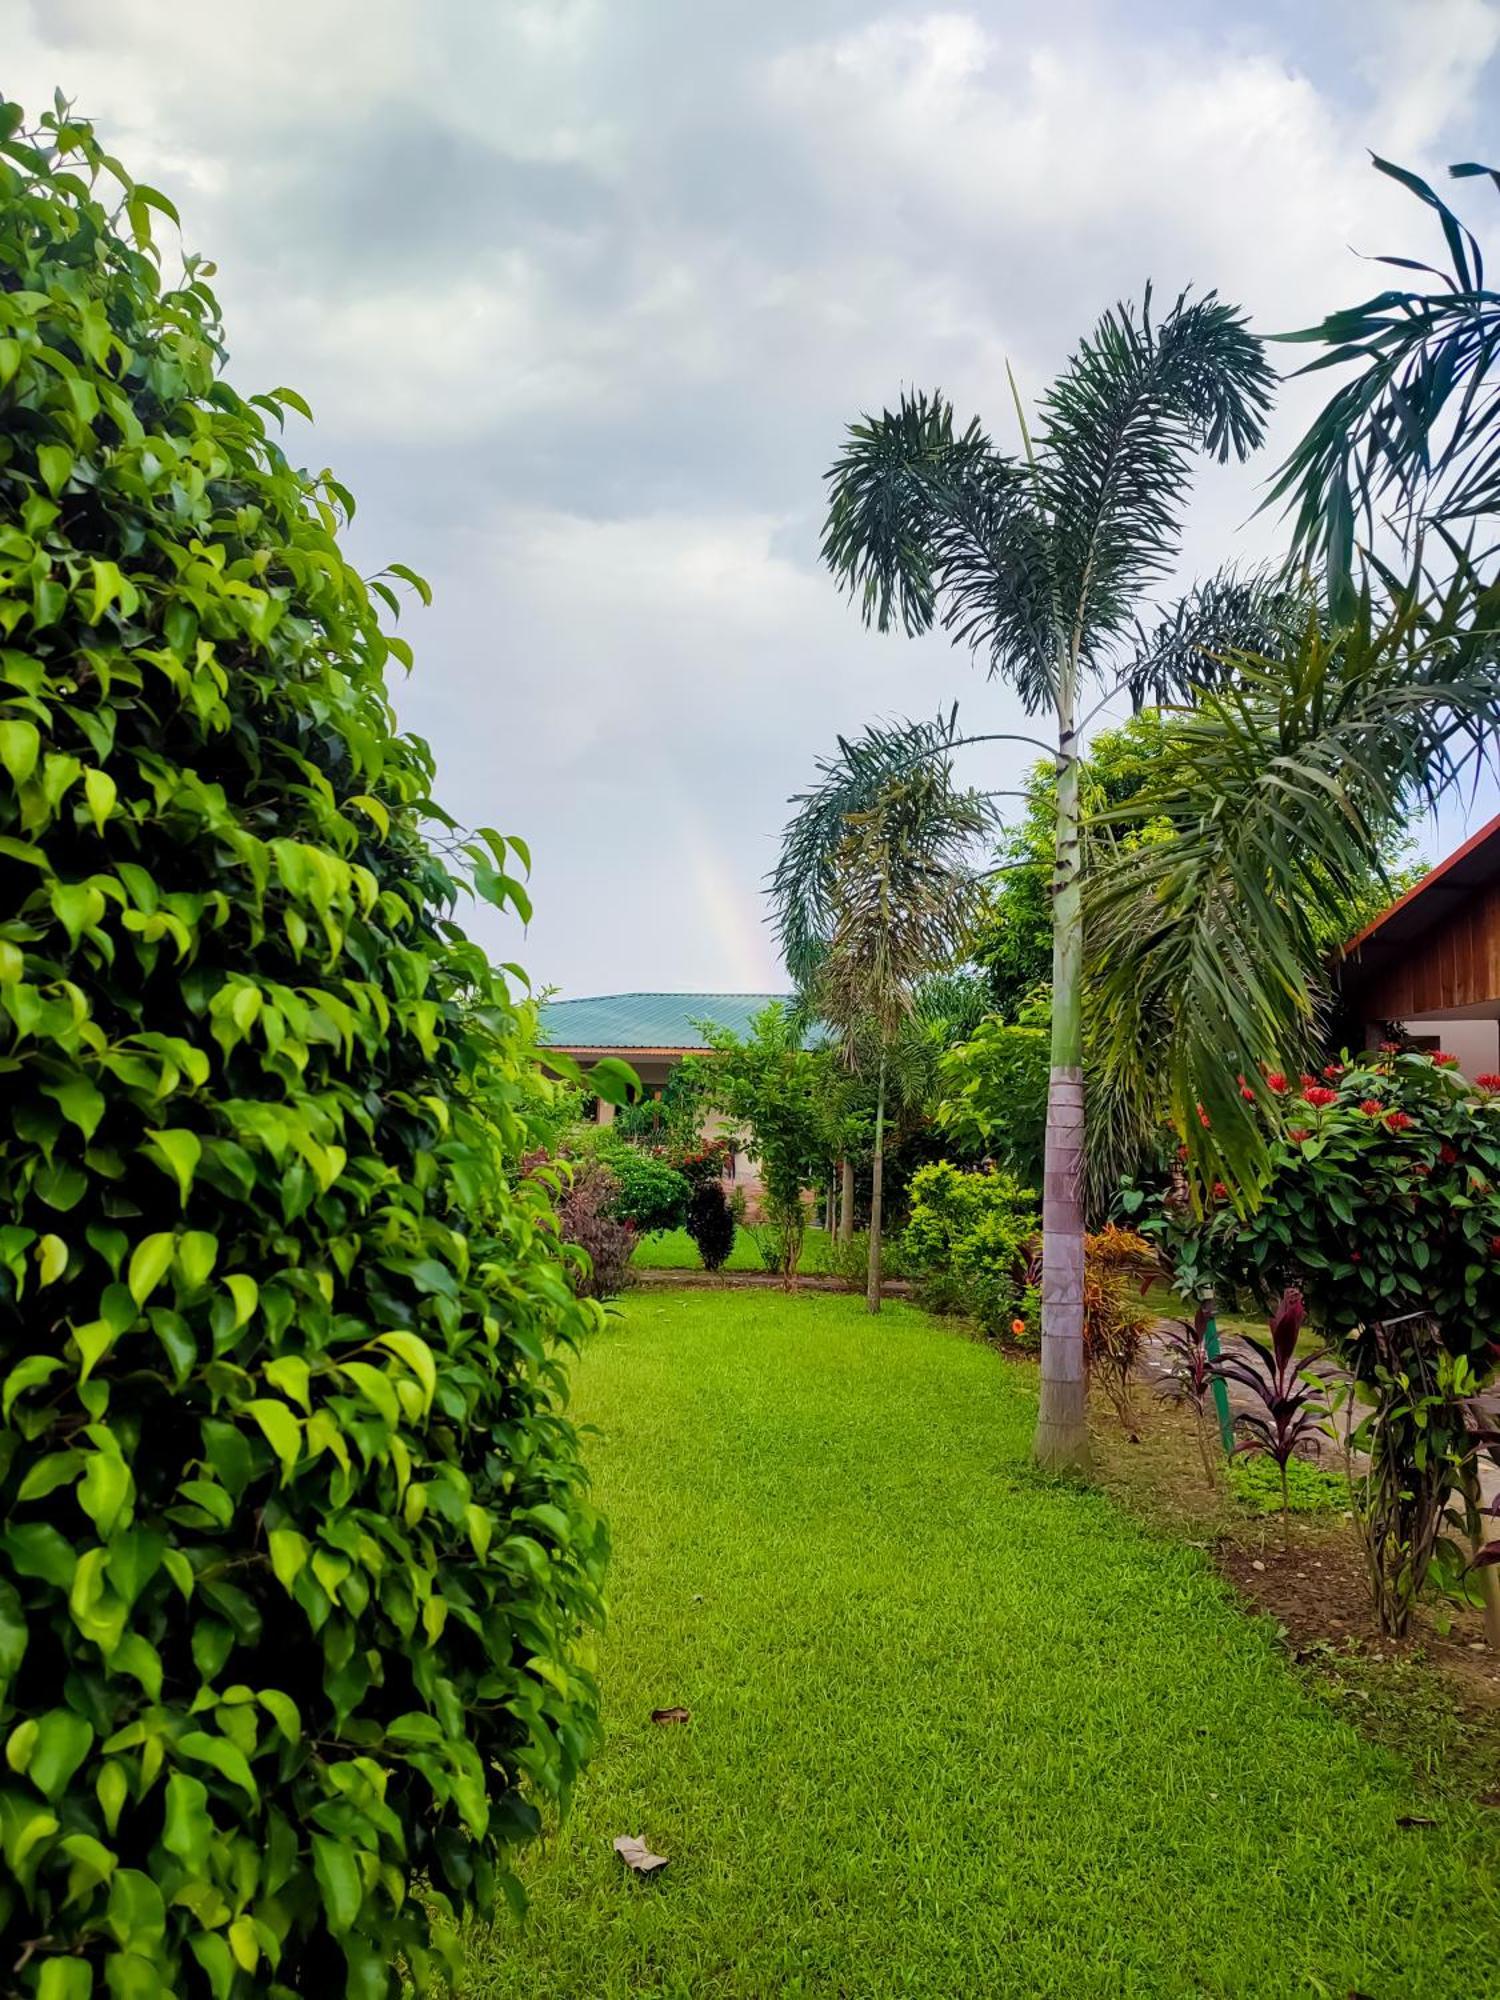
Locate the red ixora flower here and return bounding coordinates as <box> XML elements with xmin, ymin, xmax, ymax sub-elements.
<box><xmin>1264</xmin><ymin>1071</ymin><xmax>1287</xmax><ymax>1094</ymax></box>
<box><xmin>1323</xmin><ymin>1062</ymin><xmax>1344</xmax><ymax>1080</ymax></box>
<box><xmin>1300</xmin><ymin>1073</ymin><xmax>1320</xmax><ymax>1090</ymax></box>
<box><xmin>1240</xmin><ymin>1085</ymin><xmax>1257</xmax><ymax>1102</ymax></box>
<box><xmin>1351</xmin><ymin>1250</ymin><xmax>1362</xmax><ymax>1263</ymax></box>
<box><xmin>1358</xmin><ymin>1099</ymin><xmax>1384</xmax><ymax>1116</ymax></box>
<box><xmin>1433</xmin><ymin>1051</ymin><xmax>1460</xmax><ymax>1068</ymax></box>
<box><xmin>1379</xmin><ymin>1040</ymin><xmax>1403</xmax><ymax>1054</ymax></box>
<box><xmin>1196</xmin><ymin>1103</ymin><xmax>1211</xmax><ymax>1129</ymax></box>
<box><xmin>1384</xmin><ymin>1110</ymin><xmax>1414</xmax><ymax>1132</ymax></box>
<box><xmin>1302</xmin><ymin>1085</ymin><xmax>1339</xmax><ymax>1108</ymax></box>
<box><xmin>1490</xmin><ymin>1238</ymin><xmax>1500</xmax><ymax>1257</ymax></box>
<box><xmin>1409</xmin><ymin>1158</ymin><xmax>1429</xmax><ymax>1173</ymax></box>
<box><xmin>1441</xmin><ymin>1142</ymin><xmax>1459</xmax><ymax>1164</ymax></box>
<box><xmin>1286</xmin><ymin>1127</ymin><xmax>1312</xmax><ymax>1143</ymax></box>
<box><xmin>1211</xmin><ymin>1181</ymin><xmax>1229</xmax><ymax>1201</ymax></box>
<box><xmin>1476</xmin><ymin>1073</ymin><xmax>1500</xmax><ymax>1093</ymax></box>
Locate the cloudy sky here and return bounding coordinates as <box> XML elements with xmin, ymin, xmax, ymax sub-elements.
<box><xmin>8</xmin><ymin>1</ymin><xmax>1500</xmax><ymax>997</ymax></box>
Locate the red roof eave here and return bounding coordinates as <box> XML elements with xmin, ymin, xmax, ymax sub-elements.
<box><xmin>1340</xmin><ymin>808</ymin><xmax>1500</xmax><ymax>960</ymax></box>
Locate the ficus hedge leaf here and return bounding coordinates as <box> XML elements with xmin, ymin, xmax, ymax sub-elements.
<box><xmin>0</xmin><ymin>97</ymin><xmax>609</xmax><ymax>1996</ymax></box>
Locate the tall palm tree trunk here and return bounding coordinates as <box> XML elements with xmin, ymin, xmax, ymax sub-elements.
<box><xmin>866</xmin><ymin>1057</ymin><xmax>886</xmax><ymax>1314</ymax></box>
<box><xmin>839</xmin><ymin>1157</ymin><xmax>854</xmax><ymax>1240</ymax></box>
<box><xmin>1034</xmin><ymin>693</ymin><xmax>1089</xmax><ymax>1471</ymax></box>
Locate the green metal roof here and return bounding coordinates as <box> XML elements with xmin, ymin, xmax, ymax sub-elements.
<box><xmin>539</xmin><ymin>992</ymin><xmax>793</xmax><ymax>1051</ymax></box>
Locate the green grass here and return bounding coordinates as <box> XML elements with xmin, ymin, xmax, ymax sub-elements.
<box><xmin>1228</xmin><ymin>1453</ymin><xmax>1350</xmax><ymax>1516</ymax></box>
<box><xmin>632</xmin><ymin>1225</ymin><xmax>839</xmax><ymax>1274</ymax></box>
<box><xmin>465</xmin><ymin>1292</ymin><xmax>1498</xmax><ymax>2000</ymax></box>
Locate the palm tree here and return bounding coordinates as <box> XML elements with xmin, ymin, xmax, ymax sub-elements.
<box><xmin>810</xmin><ymin>289</ymin><xmax>1275</xmax><ymax>1465</ymax></box>
<box><xmin>777</xmin><ymin>762</ymin><xmax>986</xmax><ymax>1312</ymax></box>
<box><xmin>1086</xmin><ymin>157</ymin><xmax>1500</xmax><ymax>1196</ymax></box>
<box><xmin>1267</xmin><ymin>156</ymin><xmax>1499</xmax><ymax>620</ymax></box>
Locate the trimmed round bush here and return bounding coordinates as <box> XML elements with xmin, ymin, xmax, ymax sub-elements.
<box><xmin>599</xmin><ymin>1146</ymin><xmax>689</xmax><ymax>1235</ymax></box>
<box><xmin>0</xmin><ymin>103</ymin><xmax>606</xmax><ymax>1995</ymax></box>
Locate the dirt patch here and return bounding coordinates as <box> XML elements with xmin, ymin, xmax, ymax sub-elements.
<box><xmin>1092</xmin><ymin>1397</ymin><xmax>1500</xmax><ymax>1806</ymax></box>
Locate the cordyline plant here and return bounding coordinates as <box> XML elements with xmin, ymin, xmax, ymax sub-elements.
<box><xmin>1155</xmin><ymin>1308</ymin><xmax>1221</xmax><ymax>1490</ymax></box>
<box><xmin>0</xmin><ymin>101</ymin><xmax>614</xmax><ymax>1996</ymax></box>
<box><xmin>1210</xmin><ymin>1289</ymin><xmax>1329</xmax><ymax>1533</ymax></box>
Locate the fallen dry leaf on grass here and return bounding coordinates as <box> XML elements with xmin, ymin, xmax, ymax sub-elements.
<box><xmin>613</xmin><ymin>1834</ymin><xmax>669</xmax><ymax>1876</ymax></box>
<box><xmin>650</xmin><ymin>1706</ymin><xmax>690</xmax><ymax>1725</ymax></box>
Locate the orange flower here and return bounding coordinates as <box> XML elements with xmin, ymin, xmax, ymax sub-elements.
<box><xmin>1011</xmin><ymin>1317</ymin><xmax>1027</xmax><ymax>1337</ymax></box>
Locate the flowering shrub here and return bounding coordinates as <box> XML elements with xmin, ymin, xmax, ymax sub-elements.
<box><xmin>1194</xmin><ymin>1048</ymin><xmax>1500</xmax><ymax>1630</ymax></box>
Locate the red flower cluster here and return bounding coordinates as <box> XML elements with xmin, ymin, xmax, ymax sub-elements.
<box><xmin>1211</xmin><ymin>1181</ymin><xmax>1229</xmax><ymax>1201</ymax></box>
<box><xmin>1358</xmin><ymin>1099</ymin><xmax>1384</xmax><ymax>1116</ymax></box>
<box><xmin>1490</xmin><ymin>1237</ymin><xmax>1500</xmax><ymax>1257</ymax></box>
<box><xmin>1301</xmin><ymin>1085</ymin><xmax>1339</xmax><ymax>1108</ymax></box>
<box><xmin>1384</xmin><ymin>1111</ymin><xmax>1414</xmax><ymax>1132</ymax></box>
<box><xmin>1441</xmin><ymin>1142</ymin><xmax>1459</xmax><ymax>1164</ymax></box>
<box><xmin>1477</xmin><ymin>1073</ymin><xmax>1500</xmax><ymax>1093</ymax></box>
<box><xmin>1196</xmin><ymin>1103</ymin><xmax>1211</xmax><ymax>1129</ymax></box>
<box><xmin>1286</xmin><ymin>1126</ymin><xmax>1312</xmax><ymax>1143</ymax></box>
<box><xmin>1433</xmin><ymin>1051</ymin><xmax>1459</xmax><ymax>1068</ymax></box>
<box><xmin>1378</xmin><ymin>1040</ymin><xmax>1403</xmax><ymax>1054</ymax></box>
<box><xmin>1264</xmin><ymin>1071</ymin><xmax>1287</xmax><ymax>1094</ymax></box>
<box><xmin>1409</xmin><ymin>1159</ymin><xmax>1429</xmax><ymax>1173</ymax></box>
<box><xmin>1299</xmin><ymin>1073</ymin><xmax>1319</xmax><ymax>1090</ymax></box>
<box><xmin>1323</xmin><ymin>1062</ymin><xmax>1344</xmax><ymax>1080</ymax></box>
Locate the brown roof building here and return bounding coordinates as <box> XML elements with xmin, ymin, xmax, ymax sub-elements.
<box><xmin>1335</xmin><ymin>812</ymin><xmax>1500</xmax><ymax>1077</ymax></box>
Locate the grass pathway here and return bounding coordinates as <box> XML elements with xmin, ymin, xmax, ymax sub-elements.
<box><xmin>465</xmin><ymin>1292</ymin><xmax>1498</xmax><ymax>1999</ymax></box>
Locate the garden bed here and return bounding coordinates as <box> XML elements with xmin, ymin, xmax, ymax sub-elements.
<box><xmin>1090</xmin><ymin>1399</ymin><xmax>1500</xmax><ymax>1808</ymax></box>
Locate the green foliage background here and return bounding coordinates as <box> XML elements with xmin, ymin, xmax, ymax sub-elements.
<box><xmin>0</xmin><ymin>102</ymin><xmax>606</xmax><ymax>1996</ymax></box>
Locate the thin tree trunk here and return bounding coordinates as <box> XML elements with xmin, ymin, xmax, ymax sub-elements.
<box><xmin>827</xmin><ymin>1173</ymin><xmax>837</xmax><ymax>1235</ymax></box>
<box><xmin>838</xmin><ymin>1158</ymin><xmax>854</xmax><ymax>1242</ymax></box>
<box><xmin>1033</xmin><ymin>688</ymin><xmax>1089</xmax><ymax>1472</ymax></box>
<box><xmin>866</xmin><ymin>1059</ymin><xmax>886</xmax><ymax>1314</ymax></box>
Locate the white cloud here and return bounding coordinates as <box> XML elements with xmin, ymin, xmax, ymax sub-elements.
<box><xmin>6</xmin><ymin>0</ymin><xmax>1499</xmax><ymax>989</ymax></box>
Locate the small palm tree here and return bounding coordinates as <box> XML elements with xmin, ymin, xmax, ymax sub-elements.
<box><xmin>777</xmin><ymin>759</ymin><xmax>985</xmax><ymax>1311</ymax></box>
<box><xmin>809</xmin><ymin>289</ymin><xmax>1275</xmax><ymax>1464</ymax></box>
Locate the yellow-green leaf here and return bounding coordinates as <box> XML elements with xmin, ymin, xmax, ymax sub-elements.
<box><xmin>82</xmin><ymin>766</ymin><xmax>116</xmax><ymax>831</ymax></box>
<box><xmin>143</xmin><ymin>1129</ymin><xmax>200</xmax><ymax>1205</ymax></box>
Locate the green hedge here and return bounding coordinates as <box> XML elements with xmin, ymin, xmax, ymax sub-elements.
<box><xmin>0</xmin><ymin>101</ymin><xmax>605</xmax><ymax>1996</ymax></box>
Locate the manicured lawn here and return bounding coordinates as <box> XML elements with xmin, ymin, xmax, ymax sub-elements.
<box><xmin>465</xmin><ymin>1292</ymin><xmax>1498</xmax><ymax>1999</ymax></box>
<box><xmin>632</xmin><ymin>1224</ymin><xmax>839</xmax><ymax>1273</ymax></box>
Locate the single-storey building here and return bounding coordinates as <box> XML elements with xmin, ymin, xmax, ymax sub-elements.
<box><xmin>539</xmin><ymin>991</ymin><xmax>792</xmax><ymax>1122</ymax></box>
<box><xmin>1335</xmin><ymin>811</ymin><xmax>1500</xmax><ymax>1077</ymax></box>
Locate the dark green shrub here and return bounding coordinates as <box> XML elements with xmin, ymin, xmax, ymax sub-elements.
<box><xmin>684</xmin><ymin>1181</ymin><xmax>735</xmax><ymax>1272</ymax></box>
<box><xmin>0</xmin><ymin>103</ymin><xmax>607</xmax><ymax>1996</ymax></box>
<box><xmin>599</xmin><ymin>1145</ymin><xmax>689</xmax><ymax>1235</ymax></box>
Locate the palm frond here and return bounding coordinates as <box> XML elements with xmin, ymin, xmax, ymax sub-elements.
<box><xmin>1268</xmin><ymin>156</ymin><xmax>1500</xmax><ymax>617</ymax></box>
<box><xmin>1084</xmin><ymin>557</ymin><xmax>1500</xmax><ymax>1195</ymax></box>
<box><xmin>821</xmin><ymin>391</ymin><xmax>1058</xmax><ymax>708</ymax></box>
<box><xmin>1040</xmin><ymin>287</ymin><xmax>1275</xmax><ymax>668</ymax></box>
<box><xmin>769</xmin><ymin>710</ymin><xmax>990</xmax><ymax>984</ymax></box>
<box><xmin>817</xmin><ymin>764</ymin><xmax>991</xmax><ymax>1051</ymax></box>
<box><xmin>1122</xmin><ymin>566</ymin><xmax>1315</xmax><ymax>710</ymax></box>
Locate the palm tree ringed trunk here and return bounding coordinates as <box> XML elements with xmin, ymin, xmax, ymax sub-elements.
<box><xmin>838</xmin><ymin>1157</ymin><xmax>854</xmax><ymax>1241</ymax></box>
<box><xmin>1034</xmin><ymin>678</ymin><xmax>1090</xmax><ymax>1471</ymax></box>
<box><xmin>866</xmin><ymin>1054</ymin><xmax>886</xmax><ymax>1314</ymax></box>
